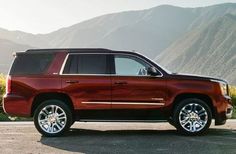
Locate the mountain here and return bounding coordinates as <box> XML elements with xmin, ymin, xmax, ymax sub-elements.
<box><xmin>0</xmin><ymin>28</ymin><xmax>48</xmax><ymax>47</ymax></box>
<box><xmin>38</xmin><ymin>3</ymin><xmax>236</xmax><ymax>58</ymax></box>
<box><xmin>0</xmin><ymin>39</ymin><xmax>33</xmax><ymax>73</ymax></box>
<box><xmin>156</xmin><ymin>14</ymin><xmax>236</xmax><ymax>84</ymax></box>
<box><xmin>0</xmin><ymin>3</ymin><xmax>236</xmax><ymax>84</ymax></box>
<box><xmin>38</xmin><ymin>5</ymin><xmax>197</xmax><ymax>57</ymax></box>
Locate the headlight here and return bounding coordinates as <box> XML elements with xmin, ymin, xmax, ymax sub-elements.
<box><xmin>219</xmin><ymin>82</ymin><xmax>227</xmax><ymax>96</ymax></box>
<box><xmin>211</xmin><ymin>79</ymin><xmax>228</xmax><ymax>96</ymax></box>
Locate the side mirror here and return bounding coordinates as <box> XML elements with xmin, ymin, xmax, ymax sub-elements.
<box><xmin>147</xmin><ymin>67</ymin><xmax>160</xmax><ymax>76</ymax></box>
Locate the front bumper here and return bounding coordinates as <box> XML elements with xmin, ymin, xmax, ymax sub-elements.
<box><xmin>226</xmin><ymin>104</ymin><xmax>233</xmax><ymax>119</ymax></box>
<box><xmin>215</xmin><ymin>95</ymin><xmax>233</xmax><ymax>125</ymax></box>
<box><xmin>3</xmin><ymin>94</ymin><xmax>31</xmax><ymax>117</ymax></box>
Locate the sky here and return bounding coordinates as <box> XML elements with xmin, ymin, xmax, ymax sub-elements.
<box><xmin>0</xmin><ymin>0</ymin><xmax>236</xmax><ymax>34</ymax></box>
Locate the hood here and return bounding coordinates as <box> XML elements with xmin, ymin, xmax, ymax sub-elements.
<box><xmin>169</xmin><ymin>73</ymin><xmax>227</xmax><ymax>83</ymax></box>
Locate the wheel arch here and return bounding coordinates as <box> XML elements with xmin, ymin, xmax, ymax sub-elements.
<box><xmin>31</xmin><ymin>92</ymin><xmax>74</xmax><ymax>117</ymax></box>
<box><xmin>171</xmin><ymin>93</ymin><xmax>215</xmax><ymax>118</ymax></box>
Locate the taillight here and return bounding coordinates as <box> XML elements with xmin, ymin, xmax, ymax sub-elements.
<box><xmin>6</xmin><ymin>75</ymin><xmax>11</xmax><ymax>94</ymax></box>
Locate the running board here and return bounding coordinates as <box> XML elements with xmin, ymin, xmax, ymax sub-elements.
<box><xmin>78</xmin><ymin>119</ymin><xmax>168</xmax><ymax>122</ymax></box>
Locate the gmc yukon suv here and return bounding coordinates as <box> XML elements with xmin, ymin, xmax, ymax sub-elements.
<box><xmin>3</xmin><ymin>48</ymin><xmax>233</xmax><ymax>136</ymax></box>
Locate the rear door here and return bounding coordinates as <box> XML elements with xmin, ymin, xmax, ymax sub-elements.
<box><xmin>61</xmin><ymin>53</ymin><xmax>111</xmax><ymax>110</ymax></box>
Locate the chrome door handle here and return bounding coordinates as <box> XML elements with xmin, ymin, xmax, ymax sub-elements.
<box><xmin>66</xmin><ymin>80</ymin><xmax>79</xmax><ymax>84</ymax></box>
<box><xmin>114</xmin><ymin>81</ymin><xmax>127</xmax><ymax>85</ymax></box>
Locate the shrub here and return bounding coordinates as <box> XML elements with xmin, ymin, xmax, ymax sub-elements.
<box><xmin>0</xmin><ymin>74</ymin><xmax>6</xmax><ymax>106</ymax></box>
<box><xmin>0</xmin><ymin>75</ymin><xmax>31</xmax><ymax>121</ymax></box>
<box><xmin>229</xmin><ymin>86</ymin><xmax>236</xmax><ymax>118</ymax></box>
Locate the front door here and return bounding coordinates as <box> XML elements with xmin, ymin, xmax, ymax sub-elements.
<box><xmin>111</xmin><ymin>54</ymin><xmax>167</xmax><ymax>112</ymax></box>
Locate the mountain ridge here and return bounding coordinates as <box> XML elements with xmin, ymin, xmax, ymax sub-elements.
<box><xmin>0</xmin><ymin>3</ymin><xmax>236</xmax><ymax>84</ymax></box>
<box><xmin>156</xmin><ymin>13</ymin><xmax>236</xmax><ymax>84</ymax></box>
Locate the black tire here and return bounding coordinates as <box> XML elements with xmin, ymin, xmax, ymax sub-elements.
<box><xmin>33</xmin><ymin>99</ymin><xmax>72</xmax><ymax>137</ymax></box>
<box><xmin>168</xmin><ymin>117</ymin><xmax>176</xmax><ymax>128</ymax></box>
<box><xmin>173</xmin><ymin>98</ymin><xmax>212</xmax><ymax>135</ymax></box>
<box><xmin>71</xmin><ymin>116</ymin><xmax>76</xmax><ymax>126</ymax></box>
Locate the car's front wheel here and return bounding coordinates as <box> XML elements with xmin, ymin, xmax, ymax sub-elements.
<box><xmin>34</xmin><ymin>99</ymin><xmax>72</xmax><ymax>137</ymax></box>
<box><xmin>173</xmin><ymin>98</ymin><xmax>212</xmax><ymax>135</ymax></box>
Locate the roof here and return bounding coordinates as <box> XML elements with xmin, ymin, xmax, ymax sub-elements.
<box><xmin>24</xmin><ymin>48</ymin><xmax>136</xmax><ymax>54</ymax></box>
<box><xmin>26</xmin><ymin>48</ymin><xmax>110</xmax><ymax>53</ymax></box>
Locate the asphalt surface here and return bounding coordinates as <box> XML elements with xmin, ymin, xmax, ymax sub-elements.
<box><xmin>0</xmin><ymin>120</ymin><xmax>236</xmax><ymax>154</ymax></box>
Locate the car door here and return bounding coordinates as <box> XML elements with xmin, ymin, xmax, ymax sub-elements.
<box><xmin>111</xmin><ymin>54</ymin><xmax>167</xmax><ymax>111</ymax></box>
<box><xmin>61</xmin><ymin>53</ymin><xmax>111</xmax><ymax>110</ymax></box>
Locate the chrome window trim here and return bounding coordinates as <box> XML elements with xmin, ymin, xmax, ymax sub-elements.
<box><xmin>59</xmin><ymin>53</ymin><xmax>69</xmax><ymax>75</ymax></box>
<box><xmin>59</xmin><ymin>52</ymin><xmax>163</xmax><ymax>77</ymax></box>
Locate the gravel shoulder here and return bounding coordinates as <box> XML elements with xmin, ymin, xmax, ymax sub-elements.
<box><xmin>0</xmin><ymin>120</ymin><xmax>236</xmax><ymax>154</ymax></box>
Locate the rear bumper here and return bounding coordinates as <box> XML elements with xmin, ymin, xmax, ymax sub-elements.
<box><xmin>215</xmin><ymin>95</ymin><xmax>233</xmax><ymax>125</ymax></box>
<box><xmin>3</xmin><ymin>94</ymin><xmax>31</xmax><ymax>117</ymax></box>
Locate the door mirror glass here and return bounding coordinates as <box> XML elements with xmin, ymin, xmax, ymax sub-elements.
<box><xmin>147</xmin><ymin>67</ymin><xmax>161</xmax><ymax>76</ymax></box>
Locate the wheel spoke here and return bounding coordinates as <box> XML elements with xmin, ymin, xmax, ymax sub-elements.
<box><xmin>39</xmin><ymin>111</ymin><xmax>47</xmax><ymax>117</ymax></box>
<box><xmin>40</xmin><ymin>119</ymin><xmax>48</xmax><ymax>124</ymax></box>
<box><xmin>189</xmin><ymin>104</ymin><xmax>193</xmax><ymax>111</ymax></box>
<box><xmin>181</xmin><ymin>108</ymin><xmax>189</xmax><ymax>116</ymax></box>
<box><xmin>180</xmin><ymin>117</ymin><xmax>189</xmax><ymax>125</ymax></box>
<box><xmin>58</xmin><ymin>113</ymin><xmax>65</xmax><ymax>117</ymax></box>
<box><xmin>55</xmin><ymin>106</ymin><xmax>59</xmax><ymax>114</ymax></box>
<box><xmin>50</xmin><ymin>105</ymin><xmax>55</xmax><ymax>114</ymax></box>
<box><xmin>47</xmin><ymin>124</ymin><xmax>53</xmax><ymax>133</ymax></box>
<box><xmin>190</xmin><ymin>122</ymin><xmax>196</xmax><ymax>132</ymax></box>
<box><xmin>55</xmin><ymin>123</ymin><xmax>62</xmax><ymax>129</ymax></box>
<box><xmin>196</xmin><ymin>121</ymin><xmax>203</xmax><ymax>127</ymax></box>
<box><xmin>198</xmin><ymin>111</ymin><xmax>206</xmax><ymax>117</ymax></box>
<box><xmin>42</xmin><ymin>108</ymin><xmax>49</xmax><ymax>115</ymax></box>
<box><xmin>58</xmin><ymin>116</ymin><xmax>66</xmax><ymax>120</ymax></box>
<box><xmin>192</xmin><ymin>104</ymin><xmax>197</xmax><ymax>112</ymax></box>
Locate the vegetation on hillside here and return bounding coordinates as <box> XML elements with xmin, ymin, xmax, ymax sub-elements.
<box><xmin>0</xmin><ymin>74</ymin><xmax>10</xmax><ymax>121</ymax></box>
<box><xmin>0</xmin><ymin>74</ymin><xmax>5</xmax><ymax>106</ymax></box>
<box><xmin>229</xmin><ymin>86</ymin><xmax>236</xmax><ymax>118</ymax></box>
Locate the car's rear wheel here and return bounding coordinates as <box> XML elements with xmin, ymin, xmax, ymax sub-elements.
<box><xmin>173</xmin><ymin>98</ymin><xmax>212</xmax><ymax>135</ymax></box>
<box><xmin>33</xmin><ymin>99</ymin><xmax>72</xmax><ymax>137</ymax></box>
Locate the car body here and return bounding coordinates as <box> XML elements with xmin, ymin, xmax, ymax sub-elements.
<box><xmin>3</xmin><ymin>48</ymin><xmax>233</xmax><ymax>136</ymax></box>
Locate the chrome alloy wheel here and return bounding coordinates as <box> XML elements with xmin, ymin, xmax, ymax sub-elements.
<box><xmin>38</xmin><ymin>105</ymin><xmax>67</xmax><ymax>134</ymax></box>
<box><xmin>179</xmin><ymin>103</ymin><xmax>208</xmax><ymax>133</ymax></box>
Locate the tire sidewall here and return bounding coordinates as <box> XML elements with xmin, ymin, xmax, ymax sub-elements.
<box><xmin>173</xmin><ymin>98</ymin><xmax>212</xmax><ymax>135</ymax></box>
<box><xmin>33</xmin><ymin>99</ymin><xmax>72</xmax><ymax>137</ymax></box>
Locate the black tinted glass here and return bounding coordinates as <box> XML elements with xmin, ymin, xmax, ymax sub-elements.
<box><xmin>10</xmin><ymin>53</ymin><xmax>54</xmax><ymax>75</ymax></box>
<box><xmin>63</xmin><ymin>54</ymin><xmax>109</xmax><ymax>74</ymax></box>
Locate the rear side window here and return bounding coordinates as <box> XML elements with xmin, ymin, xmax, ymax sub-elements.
<box><xmin>10</xmin><ymin>53</ymin><xmax>54</xmax><ymax>75</ymax></box>
<box><xmin>63</xmin><ymin>54</ymin><xmax>109</xmax><ymax>74</ymax></box>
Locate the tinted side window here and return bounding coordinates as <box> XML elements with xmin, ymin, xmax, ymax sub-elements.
<box><xmin>63</xmin><ymin>54</ymin><xmax>109</xmax><ymax>74</ymax></box>
<box><xmin>114</xmin><ymin>55</ymin><xmax>150</xmax><ymax>76</ymax></box>
<box><xmin>10</xmin><ymin>53</ymin><xmax>54</xmax><ymax>75</ymax></box>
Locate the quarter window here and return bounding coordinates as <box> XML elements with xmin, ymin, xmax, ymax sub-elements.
<box><xmin>114</xmin><ymin>55</ymin><xmax>150</xmax><ymax>76</ymax></box>
<box><xmin>10</xmin><ymin>53</ymin><xmax>54</xmax><ymax>75</ymax></box>
<box><xmin>63</xmin><ymin>54</ymin><xmax>109</xmax><ymax>74</ymax></box>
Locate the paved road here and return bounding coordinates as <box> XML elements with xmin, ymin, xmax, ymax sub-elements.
<box><xmin>0</xmin><ymin>120</ymin><xmax>236</xmax><ymax>154</ymax></box>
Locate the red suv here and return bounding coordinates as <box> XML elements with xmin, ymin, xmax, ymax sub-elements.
<box><xmin>3</xmin><ymin>48</ymin><xmax>233</xmax><ymax>136</ymax></box>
